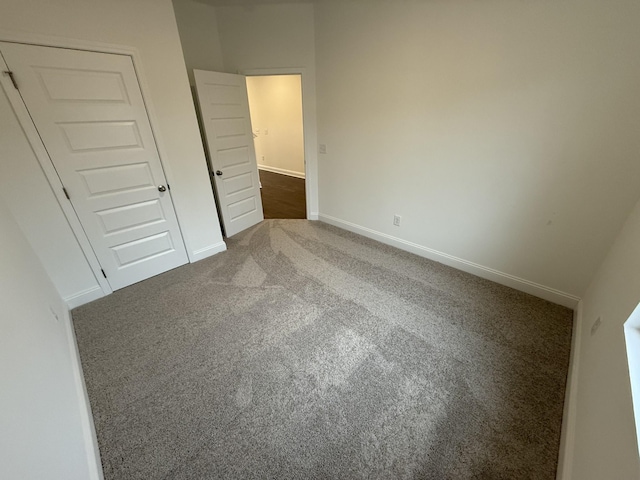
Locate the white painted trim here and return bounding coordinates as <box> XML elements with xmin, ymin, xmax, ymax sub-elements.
<box><xmin>64</xmin><ymin>286</ymin><xmax>105</xmax><ymax>309</ymax></box>
<box><xmin>258</xmin><ymin>164</ymin><xmax>305</xmax><ymax>179</ymax></box>
<box><xmin>556</xmin><ymin>300</ymin><xmax>583</xmax><ymax>480</ymax></box>
<box><xmin>308</xmin><ymin>212</ymin><xmax>319</xmax><ymax>221</ymax></box>
<box><xmin>241</xmin><ymin>67</ymin><xmax>318</xmax><ymax>222</ymax></box>
<box><xmin>63</xmin><ymin>308</ymin><xmax>104</xmax><ymax>480</ymax></box>
<box><xmin>319</xmin><ymin>214</ymin><xmax>581</xmax><ymax>308</ymax></box>
<box><xmin>191</xmin><ymin>241</ymin><xmax>227</xmax><ymax>262</ymax></box>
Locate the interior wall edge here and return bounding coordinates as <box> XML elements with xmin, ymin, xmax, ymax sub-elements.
<box><xmin>63</xmin><ymin>303</ymin><xmax>104</xmax><ymax>479</ymax></box>
<box><xmin>556</xmin><ymin>300</ymin><xmax>583</xmax><ymax>480</ymax></box>
<box><xmin>319</xmin><ymin>213</ymin><xmax>580</xmax><ymax>309</ymax></box>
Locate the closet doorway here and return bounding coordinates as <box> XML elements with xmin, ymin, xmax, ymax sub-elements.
<box><xmin>246</xmin><ymin>74</ymin><xmax>306</xmax><ymax>219</ymax></box>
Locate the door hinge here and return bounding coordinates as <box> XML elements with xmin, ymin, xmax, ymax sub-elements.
<box><xmin>3</xmin><ymin>71</ymin><xmax>18</xmax><ymax>90</ymax></box>
<box><xmin>101</xmin><ymin>269</ymin><xmax>107</xmax><ymax>279</ymax></box>
<box><xmin>62</xmin><ymin>186</ymin><xmax>70</xmax><ymax>200</ymax></box>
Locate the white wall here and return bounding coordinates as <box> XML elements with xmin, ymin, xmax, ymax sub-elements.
<box><xmin>314</xmin><ymin>0</ymin><xmax>640</xmax><ymax>302</ymax></box>
<box><xmin>0</xmin><ymin>198</ymin><xmax>98</xmax><ymax>480</ymax></box>
<box><xmin>565</xmin><ymin>198</ymin><xmax>640</xmax><ymax>479</ymax></box>
<box><xmin>247</xmin><ymin>75</ymin><xmax>305</xmax><ymax>178</ymax></box>
<box><xmin>172</xmin><ymin>0</ymin><xmax>225</xmax><ymax>85</ymax></box>
<box><xmin>216</xmin><ymin>3</ymin><xmax>319</xmax><ymax>217</ymax></box>
<box><xmin>0</xmin><ymin>0</ymin><xmax>225</xmax><ymax>305</ymax></box>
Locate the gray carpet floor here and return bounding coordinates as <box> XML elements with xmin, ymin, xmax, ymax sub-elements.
<box><xmin>72</xmin><ymin>220</ymin><xmax>573</xmax><ymax>480</ymax></box>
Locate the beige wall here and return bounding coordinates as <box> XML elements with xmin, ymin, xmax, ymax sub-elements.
<box><xmin>247</xmin><ymin>75</ymin><xmax>305</xmax><ymax>178</ymax></box>
<box><xmin>172</xmin><ymin>0</ymin><xmax>225</xmax><ymax>85</ymax></box>
<box><xmin>315</xmin><ymin>0</ymin><xmax>640</xmax><ymax>302</ymax></box>
<box><xmin>0</xmin><ymin>0</ymin><xmax>225</xmax><ymax>305</ymax></box>
<box><xmin>567</xmin><ymin>198</ymin><xmax>640</xmax><ymax>479</ymax></box>
<box><xmin>216</xmin><ymin>3</ymin><xmax>315</xmax><ymax>74</ymax></box>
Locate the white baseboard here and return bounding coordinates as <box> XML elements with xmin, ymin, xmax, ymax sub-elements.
<box><xmin>191</xmin><ymin>241</ymin><xmax>227</xmax><ymax>262</ymax></box>
<box><xmin>318</xmin><ymin>214</ymin><xmax>580</xmax><ymax>309</ymax></box>
<box><xmin>556</xmin><ymin>301</ymin><xmax>582</xmax><ymax>480</ymax></box>
<box><xmin>308</xmin><ymin>212</ymin><xmax>319</xmax><ymax>220</ymax></box>
<box><xmin>63</xmin><ymin>309</ymin><xmax>104</xmax><ymax>480</ymax></box>
<box><xmin>64</xmin><ymin>286</ymin><xmax>105</xmax><ymax>309</ymax></box>
<box><xmin>258</xmin><ymin>164</ymin><xmax>305</xmax><ymax>179</ymax></box>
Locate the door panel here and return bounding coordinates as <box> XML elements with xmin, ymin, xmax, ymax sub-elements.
<box><xmin>0</xmin><ymin>42</ymin><xmax>188</xmax><ymax>290</ymax></box>
<box><xmin>194</xmin><ymin>70</ymin><xmax>263</xmax><ymax>237</ymax></box>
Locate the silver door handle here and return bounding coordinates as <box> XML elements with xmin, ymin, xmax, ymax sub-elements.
<box><xmin>158</xmin><ymin>185</ymin><xmax>166</xmax><ymax>192</ymax></box>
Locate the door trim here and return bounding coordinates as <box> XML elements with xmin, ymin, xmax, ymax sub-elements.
<box><xmin>0</xmin><ymin>32</ymin><xmax>190</xmax><ymax>295</ymax></box>
<box><xmin>241</xmin><ymin>67</ymin><xmax>319</xmax><ymax>220</ymax></box>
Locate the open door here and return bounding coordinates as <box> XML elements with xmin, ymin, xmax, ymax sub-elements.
<box><xmin>194</xmin><ymin>70</ymin><xmax>263</xmax><ymax>237</ymax></box>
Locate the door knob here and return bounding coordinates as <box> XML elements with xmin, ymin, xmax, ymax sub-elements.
<box><xmin>158</xmin><ymin>185</ymin><xmax>166</xmax><ymax>192</ymax></box>
<box><xmin>216</xmin><ymin>170</ymin><xmax>223</xmax><ymax>176</ymax></box>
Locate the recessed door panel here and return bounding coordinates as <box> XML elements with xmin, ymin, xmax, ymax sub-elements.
<box><xmin>219</xmin><ymin>146</ymin><xmax>250</xmax><ymax>169</ymax></box>
<box><xmin>223</xmin><ymin>172</ymin><xmax>254</xmax><ymax>197</ymax></box>
<box><xmin>35</xmin><ymin>67</ymin><xmax>130</xmax><ymax>103</ymax></box>
<box><xmin>211</xmin><ymin>118</ymin><xmax>247</xmax><ymax>139</ymax></box>
<box><xmin>59</xmin><ymin>121</ymin><xmax>143</xmax><ymax>152</ymax></box>
<box><xmin>79</xmin><ymin>163</ymin><xmax>154</xmax><ymax>197</ymax></box>
<box><xmin>228</xmin><ymin>197</ymin><xmax>257</xmax><ymax>221</ymax></box>
<box><xmin>112</xmin><ymin>232</ymin><xmax>174</xmax><ymax>267</ymax></box>
<box><xmin>97</xmin><ymin>200</ymin><xmax>165</xmax><ymax>235</ymax></box>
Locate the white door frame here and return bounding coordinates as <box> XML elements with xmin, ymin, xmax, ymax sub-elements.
<box><xmin>0</xmin><ymin>31</ymin><xmax>189</xmax><ymax>296</ymax></box>
<box><xmin>241</xmin><ymin>67</ymin><xmax>319</xmax><ymax>220</ymax></box>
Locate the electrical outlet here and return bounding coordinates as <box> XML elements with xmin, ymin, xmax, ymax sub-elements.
<box><xmin>319</xmin><ymin>144</ymin><xmax>327</xmax><ymax>154</ymax></box>
<box><xmin>393</xmin><ymin>215</ymin><xmax>401</xmax><ymax>227</ymax></box>
<box><xmin>591</xmin><ymin>316</ymin><xmax>602</xmax><ymax>336</ymax></box>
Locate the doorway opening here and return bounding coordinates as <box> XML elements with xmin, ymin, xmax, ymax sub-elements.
<box><xmin>246</xmin><ymin>74</ymin><xmax>307</xmax><ymax>219</ymax></box>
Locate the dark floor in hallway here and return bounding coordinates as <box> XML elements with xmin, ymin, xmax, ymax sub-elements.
<box><xmin>259</xmin><ymin>169</ymin><xmax>306</xmax><ymax>219</ymax></box>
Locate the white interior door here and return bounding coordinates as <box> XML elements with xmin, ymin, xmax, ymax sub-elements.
<box><xmin>194</xmin><ymin>70</ymin><xmax>263</xmax><ymax>237</ymax></box>
<box><xmin>0</xmin><ymin>42</ymin><xmax>188</xmax><ymax>290</ymax></box>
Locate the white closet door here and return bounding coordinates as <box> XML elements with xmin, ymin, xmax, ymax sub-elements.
<box><xmin>0</xmin><ymin>42</ymin><xmax>188</xmax><ymax>290</ymax></box>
